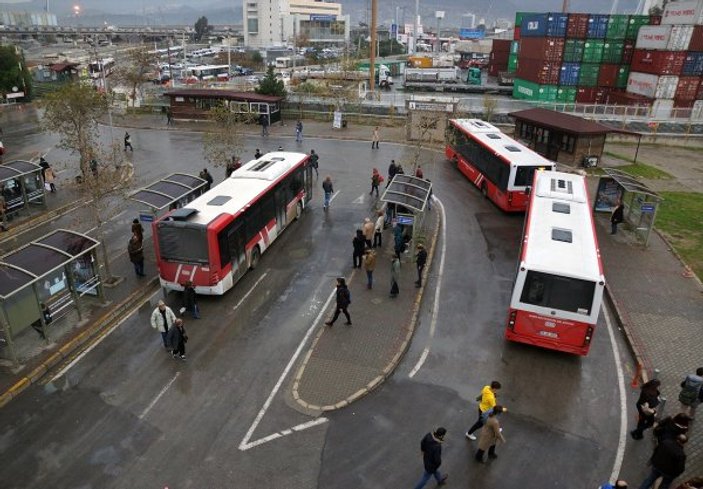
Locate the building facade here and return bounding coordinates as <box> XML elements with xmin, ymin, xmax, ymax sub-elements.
<box><xmin>243</xmin><ymin>0</ymin><xmax>348</xmax><ymax>47</ymax></box>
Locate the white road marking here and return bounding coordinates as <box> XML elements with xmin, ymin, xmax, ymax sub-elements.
<box><xmin>241</xmin><ymin>417</ymin><xmax>329</xmax><ymax>450</ymax></box>
<box><xmin>329</xmin><ymin>191</ymin><xmax>340</xmax><ymax>204</ymax></box>
<box><xmin>352</xmin><ymin>194</ymin><xmax>365</xmax><ymax>204</ymax></box>
<box><xmin>603</xmin><ymin>303</ymin><xmax>628</xmax><ymax>483</ymax></box>
<box><xmin>232</xmin><ymin>271</ymin><xmax>269</xmax><ymax>311</ymax></box>
<box><xmin>113</xmin><ymin>210</ymin><xmax>127</xmax><ymax>220</ymax></box>
<box><xmin>84</xmin><ymin>226</ymin><xmax>98</xmax><ymax>235</ymax></box>
<box><xmin>139</xmin><ymin>372</ymin><xmax>180</xmax><ymax>420</ymax></box>
<box><xmin>238</xmin><ymin>286</ymin><xmax>337</xmax><ymax>451</ymax></box>
<box><xmin>409</xmin><ymin>196</ymin><xmax>447</xmax><ymax>379</ymax></box>
<box><xmin>50</xmin><ymin>288</ymin><xmax>161</xmax><ymax>382</ymax></box>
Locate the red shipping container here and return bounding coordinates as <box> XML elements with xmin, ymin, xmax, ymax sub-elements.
<box><xmin>567</xmin><ymin>13</ymin><xmax>589</xmax><ymax>39</ymax></box>
<box><xmin>622</xmin><ymin>40</ymin><xmax>635</xmax><ymax>64</ymax></box>
<box><xmin>607</xmin><ymin>90</ymin><xmax>653</xmax><ymax>106</ymax></box>
<box><xmin>598</xmin><ymin>64</ymin><xmax>620</xmax><ymax>87</ymax></box>
<box><xmin>490</xmin><ymin>51</ymin><xmax>510</xmax><ymax>63</ymax></box>
<box><xmin>514</xmin><ymin>27</ymin><xmax>521</xmax><ymax>40</ymax></box>
<box><xmin>689</xmin><ymin>25</ymin><xmax>703</xmax><ymax>51</ymax></box>
<box><xmin>493</xmin><ymin>39</ymin><xmax>512</xmax><ymax>53</ymax></box>
<box><xmin>650</xmin><ymin>15</ymin><xmax>662</xmax><ymax>25</ymax></box>
<box><xmin>516</xmin><ymin>58</ymin><xmax>561</xmax><ymax>85</ymax></box>
<box><xmin>675</xmin><ymin>76</ymin><xmax>701</xmax><ymax>101</ymax></box>
<box><xmin>630</xmin><ymin>49</ymin><xmax>686</xmax><ymax>75</ymax></box>
<box><xmin>576</xmin><ymin>87</ymin><xmax>611</xmax><ymax>103</ymax></box>
<box><xmin>519</xmin><ymin>37</ymin><xmax>566</xmax><ymax>62</ymax></box>
<box><xmin>488</xmin><ymin>62</ymin><xmax>508</xmax><ymax>76</ymax></box>
<box><xmin>674</xmin><ymin>98</ymin><xmax>695</xmax><ymax>108</ymax></box>
<box><xmin>697</xmin><ymin>82</ymin><xmax>703</xmax><ymax>99</ymax></box>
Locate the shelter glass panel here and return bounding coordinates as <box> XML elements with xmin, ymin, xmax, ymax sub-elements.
<box><xmin>38</xmin><ymin>231</ymin><xmax>95</xmax><ymax>256</ymax></box>
<box><xmin>131</xmin><ymin>191</ymin><xmax>172</xmax><ymax>209</ymax></box>
<box><xmin>4</xmin><ymin>246</ymin><xmax>67</xmax><ymax>276</ymax></box>
<box><xmin>148</xmin><ymin>181</ymin><xmax>193</xmax><ymax>199</ymax></box>
<box><xmin>0</xmin><ymin>265</ymin><xmax>34</xmax><ymax>298</ymax></box>
<box><xmin>166</xmin><ymin>174</ymin><xmax>205</xmax><ymax>189</ymax></box>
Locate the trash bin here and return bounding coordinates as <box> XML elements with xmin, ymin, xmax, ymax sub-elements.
<box><xmin>582</xmin><ymin>155</ymin><xmax>599</xmax><ymax>168</ymax></box>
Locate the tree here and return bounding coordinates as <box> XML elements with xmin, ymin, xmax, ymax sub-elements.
<box><xmin>202</xmin><ymin>104</ymin><xmax>255</xmax><ymax>172</ymax></box>
<box><xmin>482</xmin><ymin>95</ymin><xmax>498</xmax><ymax>122</ymax></box>
<box><xmin>113</xmin><ymin>46</ymin><xmax>156</xmax><ymax>107</ymax></box>
<box><xmin>0</xmin><ymin>46</ymin><xmax>32</xmax><ymax>100</ymax></box>
<box><xmin>41</xmin><ymin>82</ymin><xmax>132</xmax><ymax>284</ymax></box>
<box><xmin>649</xmin><ymin>5</ymin><xmax>664</xmax><ymax>15</ymax></box>
<box><xmin>194</xmin><ymin>16</ymin><xmax>210</xmax><ymax>42</ymax></box>
<box><xmin>256</xmin><ymin>65</ymin><xmax>286</xmax><ymax>97</ymax></box>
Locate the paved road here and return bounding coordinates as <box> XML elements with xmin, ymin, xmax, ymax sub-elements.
<box><xmin>0</xmin><ymin>120</ymin><xmax>635</xmax><ymax>487</ymax></box>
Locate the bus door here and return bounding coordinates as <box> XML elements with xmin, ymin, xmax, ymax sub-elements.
<box><xmin>304</xmin><ymin>164</ymin><xmax>313</xmax><ymax>204</ymax></box>
<box><xmin>227</xmin><ymin>220</ymin><xmax>248</xmax><ymax>282</ymax></box>
<box><xmin>275</xmin><ymin>186</ymin><xmax>289</xmax><ymax>231</ymax></box>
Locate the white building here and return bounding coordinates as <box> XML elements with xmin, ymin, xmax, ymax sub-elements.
<box><xmin>244</xmin><ymin>0</ymin><xmax>349</xmax><ymax>48</ymax></box>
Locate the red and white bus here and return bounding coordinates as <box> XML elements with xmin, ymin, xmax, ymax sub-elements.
<box><xmin>505</xmin><ymin>170</ymin><xmax>605</xmax><ymax>356</ymax></box>
<box><xmin>153</xmin><ymin>152</ymin><xmax>313</xmax><ymax>295</ymax></box>
<box><xmin>445</xmin><ymin>119</ymin><xmax>556</xmax><ymax>212</ymax></box>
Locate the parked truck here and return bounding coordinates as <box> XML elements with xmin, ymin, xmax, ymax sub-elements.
<box><xmin>404</xmin><ymin>67</ymin><xmax>460</xmax><ymax>85</ymax></box>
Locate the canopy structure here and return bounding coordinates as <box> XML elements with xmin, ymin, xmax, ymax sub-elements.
<box><xmin>130</xmin><ymin>173</ymin><xmax>207</xmax><ymax>212</ymax></box>
<box><xmin>603</xmin><ymin>169</ymin><xmax>663</xmax><ymax>200</ymax></box>
<box><xmin>380</xmin><ymin>174</ymin><xmax>432</xmax><ymax>213</ymax></box>
<box><xmin>0</xmin><ymin>160</ymin><xmax>45</xmax><ymax>213</ymax></box>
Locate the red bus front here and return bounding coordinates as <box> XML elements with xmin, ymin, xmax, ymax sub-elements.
<box><xmin>505</xmin><ymin>309</ymin><xmax>594</xmax><ymax>356</ymax></box>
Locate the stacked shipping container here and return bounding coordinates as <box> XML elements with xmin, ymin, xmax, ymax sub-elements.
<box><xmin>488</xmin><ymin>39</ymin><xmax>512</xmax><ymax>76</ymax></box>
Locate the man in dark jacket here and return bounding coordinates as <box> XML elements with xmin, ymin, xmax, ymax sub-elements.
<box><xmin>325</xmin><ymin>277</ymin><xmax>351</xmax><ymax>327</ymax></box>
<box><xmin>182</xmin><ymin>280</ymin><xmax>200</xmax><ymax>319</ymax></box>
<box><xmin>127</xmin><ymin>233</ymin><xmax>145</xmax><ymax>277</ymax></box>
<box><xmin>639</xmin><ymin>434</ymin><xmax>687</xmax><ymax>489</ymax></box>
<box><xmin>415</xmin><ymin>244</ymin><xmax>428</xmax><ymax>288</ymax></box>
<box><xmin>414</xmin><ymin>427</ymin><xmax>448</xmax><ymax>489</ymax></box>
<box><xmin>611</xmin><ymin>200</ymin><xmax>624</xmax><ymax>234</ymax></box>
<box><xmin>387</xmin><ymin>160</ymin><xmax>397</xmax><ymax>187</ymax></box>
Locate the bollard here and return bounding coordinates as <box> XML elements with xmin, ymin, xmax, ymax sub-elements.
<box><xmin>653</xmin><ymin>368</ymin><xmax>660</xmax><ymax>380</ymax></box>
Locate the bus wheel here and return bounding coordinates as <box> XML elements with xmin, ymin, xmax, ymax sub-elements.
<box><xmin>481</xmin><ymin>183</ymin><xmax>488</xmax><ymax>198</ymax></box>
<box><xmin>250</xmin><ymin>246</ymin><xmax>261</xmax><ymax>270</ymax></box>
<box><xmin>295</xmin><ymin>201</ymin><xmax>303</xmax><ymax>220</ymax></box>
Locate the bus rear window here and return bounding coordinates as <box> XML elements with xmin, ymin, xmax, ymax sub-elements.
<box><xmin>157</xmin><ymin>223</ymin><xmax>209</xmax><ymax>265</ymax></box>
<box><xmin>514</xmin><ymin>166</ymin><xmax>546</xmax><ymax>188</ymax></box>
<box><xmin>519</xmin><ymin>271</ymin><xmax>595</xmax><ymax>315</ymax></box>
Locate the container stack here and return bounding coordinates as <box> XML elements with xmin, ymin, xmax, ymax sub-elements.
<box><xmin>488</xmin><ymin>39</ymin><xmax>512</xmax><ymax>76</ymax></box>
<box><xmin>512</xmin><ymin>11</ymin><xmax>656</xmax><ymax>103</ymax></box>
<box><xmin>624</xmin><ymin>0</ymin><xmax>703</xmax><ymax>117</ymax></box>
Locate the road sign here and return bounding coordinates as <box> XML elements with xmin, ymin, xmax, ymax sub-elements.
<box><xmin>139</xmin><ymin>212</ymin><xmax>155</xmax><ymax>223</ymax></box>
<box><xmin>641</xmin><ymin>204</ymin><xmax>655</xmax><ymax>213</ymax></box>
<box><xmin>397</xmin><ymin>215</ymin><xmax>414</xmax><ymax>225</ymax></box>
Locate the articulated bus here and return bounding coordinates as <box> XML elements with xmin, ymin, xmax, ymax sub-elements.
<box><xmin>505</xmin><ymin>170</ymin><xmax>605</xmax><ymax>356</ymax></box>
<box><xmin>153</xmin><ymin>152</ymin><xmax>313</xmax><ymax>295</ymax></box>
<box><xmin>445</xmin><ymin>119</ymin><xmax>556</xmax><ymax>212</ymax></box>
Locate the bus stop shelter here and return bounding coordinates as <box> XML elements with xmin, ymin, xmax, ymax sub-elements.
<box><xmin>380</xmin><ymin>175</ymin><xmax>433</xmax><ymax>251</ymax></box>
<box><xmin>0</xmin><ymin>229</ymin><xmax>102</xmax><ymax>366</ymax></box>
<box><xmin>1</xmin><ymin>160</ymin><xmax>46</xmax><ymax>218</ymax></box>
<box><xmin>594</xmin><ymin>168</ymin><xmax>663</xmax><ymax>247</ymax></box>
<box><xmin>129</xmin><ymin>173</ymin><xmax>207</xmax><ymax>224</ymax></box>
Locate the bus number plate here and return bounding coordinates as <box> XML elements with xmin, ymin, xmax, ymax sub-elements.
<box><xmin>539</xmin><ymin>330</ymin><xmax>558</xmax><ymax>339</ymax></box>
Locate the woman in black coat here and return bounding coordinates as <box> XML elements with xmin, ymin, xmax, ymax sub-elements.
<box><xmin>631</xmin><ymin>379</ymin><xmax>661</xmax><ymax>440</ymax></box>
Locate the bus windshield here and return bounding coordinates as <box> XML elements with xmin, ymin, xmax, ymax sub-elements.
<box><xmin>519</xmin><ymin>270</ymin><xmax>595</xmax><ymax>315</ymax></box>
<box><xmin>157</xmin><ymin>223</ymin><xmax>209</xmax><ymax>265</ymax></box>
<box><xmin>514</xmin><ymin>166</ymin><xmax>546</xmax><ymax>188</ymax></box>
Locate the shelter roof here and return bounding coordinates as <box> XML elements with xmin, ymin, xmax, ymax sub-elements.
<box><xmin>603</xmin><ymin>168</ymin><xmax>662</xmax><ymax>200</ymax></box>
<box><xmin>164</xmin><ymin>89</ymin><xmax>284</xmax><ymax>103</ymax></box>
<box><xmin>0</xmin><ymin>160</ymin><xmax>42</xmax><ymax>183</ymax></box>
<box><xmin>380</xmin><ymin>174</ymin><xmax>432</xmax><ymax>213</ymax></box>
<box><xmin>130</xmin><ymin>173</ymin><xmax>207</xmax><ymax>211</ymax></box>
<box><xmin>508</xmin><ymin>108</ymin><xmax>634</xmax><ymax>136</ymax></box>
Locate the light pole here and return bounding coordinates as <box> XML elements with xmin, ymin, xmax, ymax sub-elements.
<box><xmin>435</xmin><ymin>11</ymin><xmax>444</xmax><ymax>52</ymax></box>
<box><xmin>413</xmin><ymin>0</ymin><xmax>419</xmax><ymax>54</ymax></box>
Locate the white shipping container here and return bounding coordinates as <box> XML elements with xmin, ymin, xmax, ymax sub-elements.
<box><xmin>636</xmin><ymin>25</ymin><xmax>671</xmax><ymax>50</ymax></box>
<box><xmin>655</xmin><ymin>75</ymin><xmax>679</xmax><ymax>99</ymax></box>
<box><xmin>691</xmin><ymin>99</ymin><xmax>703</xmax><ymax>120</ymax></box>
<box><xmin>662</xmin><ymin>0</ymin><xmax>703</xmax><ymax>25</ymax></box>
<box><xmin>667</xmin><ymin>25</ymin><xmax>694</xmax><ymax>50</ymax></box>
<box><xmin>627</xmin><ymin>71</ymin><xmax>659</xmax><ymax>98</ymax></box>
<box><xmin>651</xmin><ymin>99</ymin><xmax>674</xmax><ymax>118</ymax></box>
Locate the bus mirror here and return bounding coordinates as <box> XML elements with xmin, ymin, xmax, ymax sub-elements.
<box><xmin>525</xmin><ymin>186</ymin><xmax>531</xmax><ymax>196</ymax></box>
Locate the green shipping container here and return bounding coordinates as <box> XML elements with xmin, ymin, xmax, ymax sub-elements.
<box><xmin>582</xmin><ymin>40</ymin><xmax>604</xmax><ymax>64</ymax></box>
<box><xmin>625</xmin><ymin>15</ymin><xmax>650</xmax><ymax>40</ymax></box>
<box><xmin>513</xmin><ymin>78</ymin><xmax>558</xmax><ymax>102</ymax></box>
<box><xmin>510</xmin><ymin>41</ymin><xmax>520</xmax><ymax>54</ymax></box>
<box><xmin>507</xmin><ymin>53</ymin><xmax>518</xmax><ymax>73</ymax></box>
<box><xmin>601</xmin><ymin>40</ymin><xmax>624</xmax><ymax>64</ymax></box>
<box><xmin>606</xmin><ymin>14</ymin><xmax>629</xmax><ymax>39</ymax></box>
<box><xmin>515</xmin><ymin>12</ymin><xmax>537</xmax><ymax>27</ymax></box>
<box><xmin>563</xmin><ymin>40</ymin><xmax>585</xmax><ymax>63</ymax></box>
<box><xmin>615</xmin><ymin>65</ymin><xmax>629</xmax><ymax>88</ymax></box>
<box><xmin>556</xmin><ymin>86</ymin><xmax>577</xmax><ymax>103</ymax></box>
<box><xmin>578</xmin><ymin>63</ymin><xmax>600</xmax><ymax>87</ymax></box>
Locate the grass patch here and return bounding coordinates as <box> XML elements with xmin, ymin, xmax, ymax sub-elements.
<box><xmin>604</xmin><ymin>151</ymin><xmax>673</xmax><ymax>179</ymax></box>
<box><xmin>656</xmin><ymin>191</ymin><xmax>703</xmax><ymax>279</ymax></box>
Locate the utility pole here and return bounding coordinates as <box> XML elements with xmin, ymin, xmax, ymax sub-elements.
<box><xmin>369</xmin><ymin>0</ymin><xmax>377</xmax><ymax>96</ymax></box>
<box><xmin>562</xmin><ymin>0</ymin><xmax>569</xmax><ymax>13</ymax></box>
<box><xmin>413</xmin><ymin>0</ymin><xmax>419</xmax><ymax>54</ymax></box>
<box><xmin>227</xmin><ymin>32</ymin><xmax>231</xmax><ymax>70</ymax></box>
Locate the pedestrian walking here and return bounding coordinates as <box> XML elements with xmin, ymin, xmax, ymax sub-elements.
<box><xmin>309</xmin><ymin>149</ymin><xmax>319</xmax><ymax>177</ymax></box>
<box><xmin>199</xmin><ymin>168</ymin><xmax>214</xmax><ymax>191</ymax></box>
<box><xmin>611</xmin><ymin>200</ymin><xmax>624</xmax><ymax>234</ymax></box>
<box><xmin>413</xmin><ymin>427</ymin><xmax>448</xmax><ymax>489</ymax></box>
<box><xmin>415</xmin><ymin>166</ymin><xmax>424</xmax><ymax>179</ymax></box>
<box><xmin>387</xmin><ymin>160</ymin><xmax>397</xmax><ymax>187</ymax></box>
<box><xmin>325</xmin><ymin>277</ymin><xmax>351</xmax><ymax>326</ymax></box>
<box><xmin>363</xmin><ymin>217</ymin><xmax>374</xmax><ymax>248</ymax></box>
<box><xmin>390</xmin><ymin>255</ymin><xmax>400</xmax><ymax>298</ymax></box>
<box><xmin>373</xmin><ymin>210</ymin><xmax>384</xmax><ymax>248</ymax></box>
<box><xmin>639</xmin><ymin>434</ymin><xmax>687</xmax><ymax>489</ymax></box>
<box><xmin>182</xmin><ymin>280</ymin><xmax>200</xmax><ymax>319</ymax></box>
<box><xmin>415</xmin><ymin>244</ymin><xmax>428</xmax><ymax>288</ymax></box>
<box><xmin>370</xmin><ymin>168</ymin><xmax>382</xmax><ymax>197</ymax></box>
<box><xmin>600</xmin><ymin>481</ymin><xmax>628</xmax><ymax>489</ymax></box>
<box><xmin>166</xmin><ymin>318</ymin><xmax>188</xmax><ymax>360</ymax></box>
<box><xmin>466</xmin><ymin>381</ymin><xmax>503</xmax><ymax>440</ymax></box>
<box><xmin>475</xmin><ymin>405</ymin><xmax>506</xmax><ymax>463</ymax></box>
<box><xmin>353</xmin><ymin>229</ymin><xmax>366</xmax><ymax>268</ymax></box>
<box><xmin>655</xmin><ymin>414</ymin><xmax>691</xmax><ymax>444</ymax></box>
<box><xmin>396</xmin><ymin>163</ymin><xmax>405</xmax><ymax>175</ymax></box>
<box><xmin>127</xmin><ymin>233</ymin><xmax>145</xmax><ymax>277</ymax></box>
<box><xmin>131</xmin><ymin>218</ymin><xmax>144</xmax><ymax>241</ymax></box>
<box><xmin>44</xmin><ymin>166</ymin><xmax>57</xmax><ymax>193</ymax></box>
<box><xmin>124</xmin><ymin>131</ymin><xmax>133</xmax><ymax>151</ymax></box>
<box><xmin>277</xmin><ymin>145</ymin><xmax>284</xmax><ymax>151</ymax></box>
<box><xmin>371</xmin><ymin>126</ymin><xmax>380</xmax><ymax>149</ymax></box>
<box><xmin>295</xmin><ymin>120</ymin><xmax>303</xmax><ymax>143</ymax></box>
<box><xmin>166</xmin><ymin>109</ymin><xmax>173</xmax><ymax>126</ymax></box>
<box><xmin>255</xmin><ymin>148</ymin><xmax>262</xmax><ymax>159</ymax></box>
<box><xmin>260</xmin><ymin>114</ymin><xmax>269</xmax><ymax>136</ymax></box>
<box><xmin>631</xmin><ymin>379</ymin><xmax>661</xmax><ymax>440</ymax></box>
<box><xmin>678</xmin><ymin>368</ymin><xmax>703</xmax><ymax>417</ymax></box>
<box><xmin>226</xmin><ymin>157</ymin><xmax>241</xmax><ymax>178</ymax></box>
<box><xmin>322</xmin><ymin>175</ymin><xmax>333</xmax><ymax>210</ymax></box>
<box><xmin>39</xmin><ymin>156</ymin><xmax>50</xmax><ymax>181</ymax></box>
<box><xmin>363</xmin><ymin>247</ymin><xmax>376</xmax><ymax>289</ymax></box>
<box><xmin>150</xmin><ymin>300</ymin><xmax>177</xmax><ymax>349</ymax></box>
<box><xmin>0</xmin><ymin>194</ymin><xmax>8</xmax><ymax>232</ymax></box>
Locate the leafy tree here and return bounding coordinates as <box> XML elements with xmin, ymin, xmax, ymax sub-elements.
<box><xmin>41</xmin><ymin>82</ymin><xmax>132</xmax><ymax>284</ymax></box>
<box><xmin>202</xmin><ymin>104</ymin><xmax>255</xmax><ymax>173</ymax></box>
<box><xmin>194</xmin><ymin>16</ymin><xmax>210</xmax><ymax>42</ymax></box>
<box><xmin>113</xmin><ymin>47</ymin><xmax>156</xmax><ymax>106</ymax></box>
<box><xmin>649</xmin><ymin>5</ymin><xmax>664</xmax><ymax>15</ymax></box>
<box><xmin>0</xmin><ymin>46</ymin><xmax>32</xmax><ymax>100</ymax></box>
<box><xmin>256</xmin><ymin>65</ymin><xmax>286</xmax><ymax>97</ymax></box>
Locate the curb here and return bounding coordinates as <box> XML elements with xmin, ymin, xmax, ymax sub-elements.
<box><xmin>0</xmin><ymin>277</ymin><xmax>159</xmax><ymax>408</ymax></box>
<box><xmin>291</xmin><ymin>204</ymin><xmax>443</xmax><ymax>412</ymax></box>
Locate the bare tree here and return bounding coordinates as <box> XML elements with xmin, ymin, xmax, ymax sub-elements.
<box><xmin>113</xmin><ymin>46</ymin><xmax>157</xmax><ymax>107</ymax></box>
<box><xmin>483</xmin><ymin>95</ymin><xmax>498</xmax><ymax>123</ymax></box>
<box><xmin>202</xmin><ymin>104</ymin><xmax>255</xmax><ymax>173</ymax></box>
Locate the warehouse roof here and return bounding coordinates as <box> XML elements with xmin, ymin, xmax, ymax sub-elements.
<box><xmin>509</xmin><ymin>108</ymin><xmax>631</xmax><ymax>136</ymax></box>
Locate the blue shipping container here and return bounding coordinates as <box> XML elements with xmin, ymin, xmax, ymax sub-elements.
<box><xmin>546</xmin><ymin>13</ymin><xmax>568</xmax><ymax>37</ymax></box>
<box><xmin>520</xmin><ymin>13</ymin><xmax>548</xmax><ymax>37</ymax></box>
<box><xmin>559</xmin><ymin>62</ymin><xmax>581</xmax><ymax>86</ymax></box>
<box><xmin>682</xmin><ymin>52</ymin><xmax>703</xmax><ymax>76</ymax></box>
<box><xmin>587</xmin><ymin>14</ymin><xmax>609</xmax><ymax>39</ymax></box>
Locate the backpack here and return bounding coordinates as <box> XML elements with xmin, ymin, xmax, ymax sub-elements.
<box><xmin>679</xmin><ymin>375</ymin><xmax>703</xmax><ymax>405</ymax></box>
